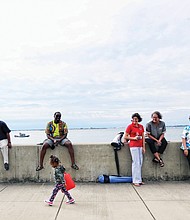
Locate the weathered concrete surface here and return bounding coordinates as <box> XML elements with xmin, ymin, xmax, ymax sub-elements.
<box><xmin>1</xmin><ymin>182</ymin><xmax>190</xmax><ymax>220</ymax></box>
<box><xmin>0</xmin><ymin>142</ymin><xmax>189</xmax><ymax>182</ymax></box>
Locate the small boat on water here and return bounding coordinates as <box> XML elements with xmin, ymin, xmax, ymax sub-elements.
<box><xmin>14</xmin><ymin>133</ymin><xmax>30</xmax><ymax>138</ymax></box>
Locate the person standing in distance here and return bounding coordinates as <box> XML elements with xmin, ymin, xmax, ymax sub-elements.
<box><xmin>0</xmin><ymin>120</ymin><xmax>12</xmax><ymax>170</ymax></box>
<box><xmin>36</xmin><ymin>112</ymin><xmax>79</xmax><ymax>171</ymax></box>
<box><xmin>123</xmin><ymin>113</ymin><xmax>145</xmax><ymax>187</ymax></box>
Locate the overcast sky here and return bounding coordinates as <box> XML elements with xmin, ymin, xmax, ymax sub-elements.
<box><xmin>0</xmin><ymin>0</ymin><xmax>190</xmax><ymax>130</ymax></box>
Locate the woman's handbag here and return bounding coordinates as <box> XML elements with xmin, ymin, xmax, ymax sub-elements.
<box><xmin>64</xmin><ymin>172</ymin><xmax>76</xmax><ymax>190</ymax></box>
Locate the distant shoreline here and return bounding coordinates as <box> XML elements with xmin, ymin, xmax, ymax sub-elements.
<box><xmin>12</xmin><ymin>125</ymin><xmax>188</xmax><ymax>131</ymax></box>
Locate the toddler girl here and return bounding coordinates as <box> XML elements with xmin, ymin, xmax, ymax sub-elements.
<box><xmin>45</xmin><ymin>155</ymin><xmax>75</xmax><ymax>206</ymax></box>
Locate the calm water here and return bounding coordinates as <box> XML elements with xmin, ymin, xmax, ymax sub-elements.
<box><xmin>11</xmin><ymin>127</ymin><xmax>184</xmax><ymax>145</ymax></box>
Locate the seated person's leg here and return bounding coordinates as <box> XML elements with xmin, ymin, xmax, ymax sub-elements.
<box><xmin>185</xmin><ymin>150</ymin><xmax>190</xmax><ymax>168</ymax></box>
<box><xmin>36</xmin><ymin>139</ymin><xmax>53</xmax><ymax>171</ymax></box>
<box><xmin>60</xmin><ymin>139</ymin><xmax>79</xmax><ymax>170</ymax></box>
<box><xmin>158</xmin><ymin>138</ymin><xmax>168</xmax><ymax>154</ymax></box>
<box><xmin>146</xmin><ymin>138</ymin><xmax>157</xmax><ymax>154</ymax></box>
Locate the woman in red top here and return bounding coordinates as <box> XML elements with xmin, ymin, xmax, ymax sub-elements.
<box><xmin>123</xmin><ymin>113</ymin><xmax>145</xmax><ymax>186</ymax></box>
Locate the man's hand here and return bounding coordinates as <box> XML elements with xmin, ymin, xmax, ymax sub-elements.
<box><xmin>54</xmin><ymin>139</ymin><xmax>63</xmax><ymax>146</ymax></box>
<box><xmin>53</xmin><ymin>139</ymin><xmax>59</xmax><ymax>146</ymax></box>
<box><xmin>184</xmin><ymin>149</ymin><xmax>188</xmax><ymax>156</ymax></box>
<box><xmin>156</xmin><ymin>140</ymin><xmax>161</xmax><ymax>146</ymax></box>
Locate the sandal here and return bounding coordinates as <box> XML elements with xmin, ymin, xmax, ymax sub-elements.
<box><xmin>152</xmin><ymin>157</ymin><xmax>159</xmax><ymax>163</ymax></box>
<box><xmin>133</xmin><ymin>183</ymin><xmax>141</xmax><ymax>187</ymax></box>
<box><xmin>159</xmin><ymin>158</ymin><xmax>164</xmax><ymax>167</ymax></box>
<box><xmin>71</xmin><ymin>164</ymin><xmax>79</xmax><ymax>170</ymax></box>
<box><xmin>36</xmin><ymin>166</ymin><xmax>44</xmax><ymax>171</ymax></box>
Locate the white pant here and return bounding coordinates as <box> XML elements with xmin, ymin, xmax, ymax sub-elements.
<box><xmin>130</xmin><ymin>147</ymin><xmax>143</xmax><ymax>184</ymax></box>
<box><xmin>0</xmin><ymin>139</ymin><xmax>9</xmax><ymax>164</ymax></box>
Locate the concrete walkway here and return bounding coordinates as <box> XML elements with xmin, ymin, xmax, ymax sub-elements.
<box><xmin>0</xmin><ymin>181</ymin><xmax>190</xmax><ymax>220</ymax></box>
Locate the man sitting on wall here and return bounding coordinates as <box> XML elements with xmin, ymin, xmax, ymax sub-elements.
<box><xmin>36</xmin><ymin>112</ymin><xmax>79</xmax><ymax>171</ymax></box>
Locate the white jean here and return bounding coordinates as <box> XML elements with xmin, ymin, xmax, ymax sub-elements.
<box><xmin>130</xmin><ymin>147</ymin><xmax>143</xmax><ymax>184</ymax></box>
<box><xmin>0</xmin><ymin>139</ymin><xmax>9</xmax><ymax>164</ymax></box>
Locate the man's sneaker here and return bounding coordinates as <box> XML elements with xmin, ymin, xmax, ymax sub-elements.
<box><xmin>66</xmin><ymin>198</ymin><xmax>75</xmax><ymax>204</ymax></box>
<box><xmin>45</xmin><ymin>200</ymin><xmax>53</xmax><ymax>206</ymax></box>
<box><xmin>4</xmin><ymin>163</ymin><xmax>9</xmax><ymax>171</ymax></box>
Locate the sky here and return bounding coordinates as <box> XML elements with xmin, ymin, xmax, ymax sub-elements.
<box><xmin>0</xmin><ymin>0</ymin><xmax>190</xmax><ymax>130</ymax></box>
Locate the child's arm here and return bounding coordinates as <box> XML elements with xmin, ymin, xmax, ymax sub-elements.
<box><xmin>56</xmin><ymin>172</ymin><xmax>65</xmax><ymax>183</ymax></box>
<box><xmin>60</xmin><ymin>165</ymin><xmax>66</xmax><ymax>173</ymax></box>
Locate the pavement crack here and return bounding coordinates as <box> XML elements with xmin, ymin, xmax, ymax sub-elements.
<box><xmin>132</xmin><ymin>185</ymin><xmax>156</xmax><ymax>220</ymax></box>
<box><xmin>54</xmin><ymin>194</ymin><xmax>65</xmax><ymax>220</ymax></box>
<box><xmin>0</xmin><ymin>186</ymin><xmax>8</xmax><ymax>192</ymax></box>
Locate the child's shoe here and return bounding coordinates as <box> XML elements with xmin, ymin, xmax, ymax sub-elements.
<box><xmin>66</xmin><ymin>198</ymin><xmax>75</xmax><ymax>204</ymax></box>
<box><xmin>45</xmin><ymin>200</ymin><xmax>53</xmax><ymax>206</ymax></box>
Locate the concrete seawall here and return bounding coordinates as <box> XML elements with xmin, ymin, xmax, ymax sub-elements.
<box><xmin>0</xmin><ymin>142</ymin><xmax>189</xmax><ymax>182</ymax></box>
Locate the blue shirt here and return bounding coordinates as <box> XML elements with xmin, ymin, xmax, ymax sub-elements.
<box><xmin>180</xmin><ymin>126</ymin><xmax>190</xmax><ymax>150</ymax></box>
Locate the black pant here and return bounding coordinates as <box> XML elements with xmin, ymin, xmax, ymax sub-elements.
<box><xmin>146</xmin><ymin>138</ymin><xmax>168</xmax><ymax>154</ymax></box>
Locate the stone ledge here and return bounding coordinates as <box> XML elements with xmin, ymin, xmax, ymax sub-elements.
<box><xmin>0</xmin><ymin>142</ymin><xmax>189</xmax><ymax>182</ymax></box>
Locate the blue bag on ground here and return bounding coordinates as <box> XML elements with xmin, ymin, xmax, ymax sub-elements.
<box><xmin>98</xmin><ymin>175</ymin><xmax>132</xmax><ymax>183</ymax></box>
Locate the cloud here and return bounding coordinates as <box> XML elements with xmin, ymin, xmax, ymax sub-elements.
<box><xmin>0</xmin><ymin>0</ymin><xmax>190</xmax><ymax>129</ymax></box>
